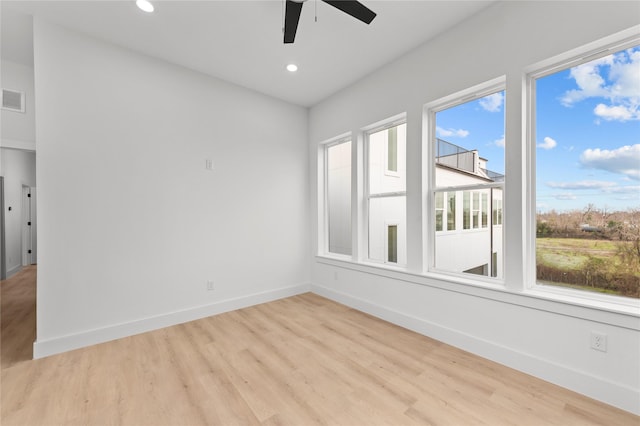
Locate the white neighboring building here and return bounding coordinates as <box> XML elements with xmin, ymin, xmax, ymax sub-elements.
<box><xmin>367</xmin><ymin>124</ymin><xmax>407</xmax><ymax>265</ymax></box>
<box><xmin>433</xmin><ymin>139</ymin><xmax>503</xmax><ymax>278</ymax></box>
<box><xmin>328</xmin><ymin>134</ymin><xmax>503</xmax><ymax>278</ymax></box>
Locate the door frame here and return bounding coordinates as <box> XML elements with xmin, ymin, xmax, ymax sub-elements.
<box><xmin>0</xmin><ymin>176</ymin><xmax>5</xmax><ymax>280</ymax></box>
<box><xmin>21</xmin><ymin>185</ymin><xmax>32</xmax><ymax>266</ymax></box>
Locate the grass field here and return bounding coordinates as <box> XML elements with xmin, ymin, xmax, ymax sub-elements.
<box><xmin>536</xmin><ymin>238</ymin><xmax>623</xmax><ymax>270</ymax></box>
<box><xmin>536</xmin><ymin>237</ymin><xmax>639</xmax><ymax>298</ymax></box>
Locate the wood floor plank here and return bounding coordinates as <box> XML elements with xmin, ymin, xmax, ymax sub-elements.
<box><xmin>1</xmin><ymin>265</ymin><xmax>36</xmax><ymax>368</ymax></box>
<box><xmin>2</xmin><ymin>267</ymin><xmax>639</xmax><ymax>425</ymax></box>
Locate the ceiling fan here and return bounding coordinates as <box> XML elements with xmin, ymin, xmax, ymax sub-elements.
<box><xmin>283</xmin><ymin>0</ymin><xmax>377</xmax><ymax>44</ymax></box>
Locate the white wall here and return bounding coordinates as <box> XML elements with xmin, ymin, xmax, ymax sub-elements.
<box><xmin>309</xmin><ymin>1</ymin><xmax>640</xmax><ymax>415</ymax></box>
<box><xmin>1</xmin><ymin>60</ymin><xmax>36</xmax><ymax>149</ymax></box>
<box><xmin>33</xmin><ymin>20</ymin><xmax>310</xmax><ymax>357</ymax></box>
<box><xmin>0</xmin><ymin>148</ymin><xmax>36</xmax><ymax>276</ymax></box>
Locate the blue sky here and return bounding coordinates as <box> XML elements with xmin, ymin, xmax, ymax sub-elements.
<box><xmin>435</xmin><ymin>91</ymin><xmax>506</xmax><ymax>176</ymax></box>
<box><xmin>436</xmin><ymin>45</ymin><xmax>639</xmax><ymax>213</ymax></box>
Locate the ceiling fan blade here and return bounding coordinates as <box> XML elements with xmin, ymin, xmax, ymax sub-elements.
<box><xmin>284</xmin><ymin>0</ymin><xmax>304</xmax><ymax>44</ymax></box>
<box><xmin>322</xmin><ymin>1</ymin><xmax>376</xmax><ymax>24</ymax></box>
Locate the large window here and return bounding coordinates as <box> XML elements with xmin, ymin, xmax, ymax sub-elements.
<box><xmin>531</xmin><ymin>42</ymin><xmax>639</xmax><ymax>299</ymax></box>
<box><xmin>318</xmin><ymin>29</ymin><xmax>640</xmax><ymax>313</ymax></box>
<box><xmin>367</xmin><ymin>121</ymin><xmax>407</xmax><ymax>265</ymax></box>
<box><xmin>326</xmin><ymin>139</ymin><xmax>352</xmax><ymax>255</ymax></box>
<box><xmin>428</xmin><ymin>82</ymin><xmax>505</xmax><ymax>279</ymax></box>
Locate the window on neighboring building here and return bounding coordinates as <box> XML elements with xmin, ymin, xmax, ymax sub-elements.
<box><xmin>428</xmin><ymin>82</ymin><xmax>505</xmax><ymax>279</ymax></box>
<box><xmin>530</xmin><ymin>41</ymin><xmax>639</xmax><ymax>299</ymax></box>
<box><xmin>493</xmin><ymin>198</ymin><xmax>502</xmax><ymax>226</ymax></box>
<box><xmin>472</xmin><ymin>192</ymin><xmax>480</xmax><ymax>229</ymax></box>
<box><xmin>481</xmin><ymin>193</ymin><xmax>488</xmax><ymax>228</ymax></box>
<box><xmin>436</xmin><ymin>191</ymin><xmax>456</xmax><ymax>232</ymax></box>
<box><xmin>387</xmin><ymin>224</ymin><xmax>398</xmax><ymax>263</ymax></box>
<box><xmin>447</xmin><ymin>192</ymin><xmax>456</xmax><ymax>231</ymax></box>
<box><xmin>463</xmin><ymin>191</ymin><xmax>471</xmax><ymax>230</ymax></box>
<box><xmin>326</xmin><ymin>139</ymin><xmax>352</xmax><ymax>256</ymax></box>
<box><xmin>463</xmin><ymin>190</ymin><xmax>490</xmax><ymax>230</ymax></box>
<box><xmin>367</xmin><ymin>121</ymin><xmax>407</xmax><ymax>265</ymax></box>
<box><xmin>435</xmin><ymin>192</ymin><xmax>445</xmax><ymax>232</ymax></box>
<box><xmin>387</xmin><ymin>126</ymin><xmax>398</xmax><ymax>174</ymax></box>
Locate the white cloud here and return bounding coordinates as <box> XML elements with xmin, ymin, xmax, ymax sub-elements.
<box><xmin>561</xmin><ymin>47</ymin><xmax>640</xmax><ymax>121</ymax></box>
<box><xmin>608</xmin><ymin>185</ymin><xmax>640</xmax><ymax>195</ymax></box>
<box><xmin>580</xmin><ymin>144</ymin><xmax>640</xmax><ymax>180</ymax></box>
<box><xmin>594</xmin><ymin>103</ymin><xmax>639</xmax><ymax>122</ymax></box>
<box><xmin>553</xmin><ymin>194</ymin><xmax>577</xmax><ymax>201</ymax></box>
<box><xmin>614</xmin><ymin>194</ymin><xmax>640</xmax><ymax>201</ymax></box>
<box><xmin>436</xmin><ymin>126</ymin><xmax>469</xmax><ymax>138</ymax></box>
<box><xmin>493</xmin><ymin>135</ymin><xmax>505</xmax><ymax>148</ymax></box>
<box><xmin>608</xmin><ymin>185</ymin><xmax>640</xmax><ymax>201</ymax></box>
<box><xmin>610</xmin><ymin>48</ymin><xmax>640</xmax><ymax>99</ymax></box>
<box><xmin>546</xmin><ymin>180</ymin><xmax>616</xmax><ymax>190</ymax></box>
<box><xmin>479</xmin><ymin>92</ymin><xmax>504</xmax><ymax>112</ymax></box>
<box><xmin>605</xmin><ymin>185</ymin><xmax>640</xmax><ymax>201</ymax></box>
<box><xmin>561</xmin><ymin>57</ymin><xmax>612</xmax><ymax>106</ymax></box>
<box><xmin>546</xmin><ymin>182</ymin><xmax>639</xmax><ymax>202</ymax></box>
<box><xmin>537</xmin><ymin>136</ymin><xmax>557</xmax><ymax>150</ymax></box>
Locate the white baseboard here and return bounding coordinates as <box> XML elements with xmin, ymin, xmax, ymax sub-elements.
<box><xmin>1</xmin><ymin>138</ymin><xmax>36</xmax><ymax>151</ymax></box>
<box><xmin>6</xmin><ymin>264</ymin><xmax>22</xmax><ymax>279</ymax></box>
<box><xmin>34</xmin><ymin>282</ymin><xmax>311</xmax><ymax>359</ymax></box>
<box><xmin>311</xmin><ymin>283</ymin><xmax>640</xmax><ymax>416</ymax></box>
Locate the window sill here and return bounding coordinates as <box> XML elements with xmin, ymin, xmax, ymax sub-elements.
<box><xmin>525</xmin><ymin>285</ymin><xmax>640</xmax><ymax>317</ymax></box>
<box><xmin>315</xmin><ymin>255</ymin><xmax>640</xmax><ymax>330</ymax></box>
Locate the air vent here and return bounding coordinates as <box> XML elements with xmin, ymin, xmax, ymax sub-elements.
<box><xmin>1</xmin><ymin>89</ymin><xmax>25</xmax><ymax>113</ymax></box>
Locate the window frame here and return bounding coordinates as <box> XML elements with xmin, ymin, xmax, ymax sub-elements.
<box><xmin>524</xmin><ymin>32</ymin><xmax>640</xmax><ymax>302</ymax></box>
<box><xmin>364</xmin><ymin>115</ymin><xmax>407</xmax><ymax>266</ymax></box>
<box><xmin>424</xmin><ymin>77</ymin><xmax>506</xmax><ymax>282</ymax></box>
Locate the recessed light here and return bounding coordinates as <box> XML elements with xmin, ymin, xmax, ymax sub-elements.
<box><xmin>286</xmin><ymin>64</ymin><xmax>298</xmax><ymax>72</ymax></box>
<box><xmin>136</xmin><ymin>0</ymin><xmax>154</xmax><ymax>13</ymax></box>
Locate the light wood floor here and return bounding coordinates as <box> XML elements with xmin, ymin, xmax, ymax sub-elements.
<box><xmin>2</xmin><ymin>267</ymin><xmax>638</xmax><ymax>425</ymax></box>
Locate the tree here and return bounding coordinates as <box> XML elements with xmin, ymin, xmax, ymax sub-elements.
<box><xmin>582</xmin><ymin>203</ymin><xmax>595</xmax><ymax>224</ymax></box>
<box><xmin>617</xmin><ymin>208</ymin><xmax>640</xmax><ymax>273</ymax></box>
<box><xmin>537</xmin><ymin>220</ymin><xmax>552</xmax><ymax>237</ymax></box>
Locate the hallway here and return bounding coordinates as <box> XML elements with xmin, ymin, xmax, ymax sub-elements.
<box><xmin>1</xmin><ymin>265</ymin><xmax>36</xmax><ymax>369</ymax></box>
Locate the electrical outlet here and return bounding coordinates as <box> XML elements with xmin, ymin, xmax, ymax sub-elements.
<box><xmin>206</xmin><ymin>280</ymin><xmax>214</xmax><ymax>291</ymax></box>
<box><xmin>590</xmin><ymin>332</ymin><xmax>607</xmax><ymax>352</ymax></box>
<box><xmin>205</xmin><ymin>159</ymin><xmax>214</xmax><ymax>171</ymax></box>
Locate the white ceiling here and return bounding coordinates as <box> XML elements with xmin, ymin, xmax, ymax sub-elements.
<box><xmin>1</xmin><ymin>0</ymin><xmax>494</xmax><ymax>107</ymax></box>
